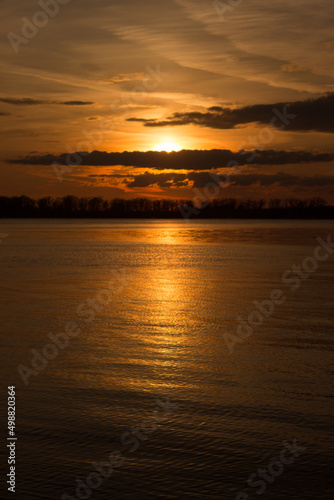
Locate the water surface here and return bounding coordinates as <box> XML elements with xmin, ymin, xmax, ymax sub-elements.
<box><xmin>0</xmin><ymin>220</ymin><xmax>333</xmax><ymax>499</ymax></box>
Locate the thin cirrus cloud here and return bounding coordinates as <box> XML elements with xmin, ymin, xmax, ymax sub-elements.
<box><xmin>128</xmin><ymin>93</ymin><xmax>334</xmax><ymax>133</ymax></box>
<box><xmin>0</xmin><ymin>98</ymin><xmax>95</xmax><ymax>106</ymax></box>
<box><xmin>10</xmin><ymin>149</ymin><xmax>334</xmax><ymax>169</ymax></box>
<box><xmin>173</xmin><ymin>0</ymin><xmax>334</xmax><ymax>91</ymax></box>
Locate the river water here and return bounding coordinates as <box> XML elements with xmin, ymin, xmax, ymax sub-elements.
<box><xmin>0</xmin><ymin>220</ymin><xmax>333</xmax><ymax>499</ymax></box>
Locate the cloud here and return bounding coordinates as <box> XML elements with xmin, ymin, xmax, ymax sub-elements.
<box><xmin>0</xmin><ymin>112</ymin><xmax>10</xmax><ymax>116</ymax></box>
<box><xmin>101</xmin><ymin>73</ymin><xmax>146</xmax><ymax>83</ymax></box>
<box><xmin>127</xmin><ymin>118</ymin><xmax>155</xmax><ymax>123</ymax></box>
<box><xmin>0</xmin><ymin>98</ymin><xmax>48</xmax><ymax>106</ymax></box>
<box><xmin>100</xmin><ymin>171</ymin><xmax>334</xmax><ymax>189</ymax></box>
<box><xmin>281</xmin><ymin>64</ymin><xmax>306</xmax><ymax>73</ymax></box>
<box><xmin>128</xmin><ymin>93</ymin><xmax>334</xmax><ymax>133</ymax></box>
<box><xmin>194</xmin><ymin>172</ymin><xmax>334</xmax><ymax>189</ymax></box>
<box><xmin>227</xmin><ymin>173</ymin><xmax>334</xmax><ymax>188</ymax></box>
<box><xmin>0</xmin><ymin>97</ymin><xmax>94</xmax><ymax>106</ymax></box>
<box><xmin>174</xmin><ymin>0</ymin><xmax>334</xmax><ymax>93</ymax></box>
<box><xmin>9</xmin><ymin>148</ymin><xmax>334</xmax><ymax>169</ymax></box>
<box><xmin>62</xmin><ymin>101</ymin><xmax>95</xmax><ymax>106</ymax></box>
<box><xmin>126</xmin><ymin>172</ymin><xmax>189</xmax><ymax>188</ymax></box>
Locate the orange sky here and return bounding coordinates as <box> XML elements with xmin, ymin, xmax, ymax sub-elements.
<box><xmin>1</xmin><ymin>0</ymin><xmax>334</xmax><ymax>202</ymax></box>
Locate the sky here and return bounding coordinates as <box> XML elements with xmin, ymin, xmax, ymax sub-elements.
<box><xmin>1</xmin><ymin>0</ymin><xmax>334</xmax><ymax>201</ymax></box>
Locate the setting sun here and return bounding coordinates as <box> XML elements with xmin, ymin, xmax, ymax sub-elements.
<box><xmin>153</xmin><ymin>141</ymin><xmax>181</xmax><ymax>152</ymax></box>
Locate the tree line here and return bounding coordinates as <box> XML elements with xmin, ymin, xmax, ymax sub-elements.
<box><xmin>0</xmin><ymin>195</ymin><xmax>332</xmax><ymax>218</ymax></box>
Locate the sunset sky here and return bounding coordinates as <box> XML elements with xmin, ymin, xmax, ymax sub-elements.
<box><xmin>1</xmin><ymin>0</ymin><xmax>334</xmax><ymax>201</ymax></box>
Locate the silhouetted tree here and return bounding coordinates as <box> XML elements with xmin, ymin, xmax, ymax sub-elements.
<box><xmin>0</xmin><ymin>195</ymin><xmax>332</xmax><ymax>219</ymax></box>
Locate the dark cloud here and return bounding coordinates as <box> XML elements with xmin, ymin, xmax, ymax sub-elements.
<box><xmin>9</xmin><ymin>148</ymin><xmax>334</xmax><ymax>169</ymax></box>
<box><xmin>0</xmin><ymin>112</ymin><xmax>10</xmax><ymax>116</ymax></box>
<box><xmin>127</xmin><ymin>118</ymin><xmax>155</xmax><ymax>123</ymax></box>
<box><xmin>89</xmin><ymin>174</ymin><xmax>130</xmax><ymax>178</ymax></box>
<box><xmin>62</xmin><ymin>101</ymin><xmax>95</xmax><ymax>106</ymax></box>
<box><xmin>88</xmin><ymin>171</ymin><xmax>190</xmax><ymax>188</ymax></box>
<box><xmin>187</xmin><ymin>172</ymin><xmax>334</xmax><ymax>189</ymax></box>
<box><xmin>7</xmin><ymin>149</ymin><xmax>334</xmax><ymax>170</ymax></box>
<box><xmin>88</xmin><ymin>171</ymin><xmax>334</xmax><ymax>190</ymax></box>
<box><xmin>0</xmin><ymin>97</ymin><xmax>94</xmax><ymax>106</ymax></box>
<box><xmin>113</xmin><ymin>172</ymin><xmax>334</xmax><ymax>189</ymax></box>
<box><xmin>0</xmin><ymin>98</ymin><xmax>48</xmax><ymax>106</ymax></box>
<box><xmin>228</xmin><ymin>173</ymin><xmax>334</xmax><ymax>188</ymax></box>
<box><xmin>126</xmin><ymin>172</ymin><xmax>188</xmax><ymax>188</ymax></box>
<box><xmin>128</xmin><ymin>93</ymin><xmax>334</xmax><ymax>133</ymax></box>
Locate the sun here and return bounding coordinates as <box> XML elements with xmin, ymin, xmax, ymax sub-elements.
<box><xmin>152</xmin><ymin>140</ymin><xmax>181</xmax><ymax>152</ymax></box>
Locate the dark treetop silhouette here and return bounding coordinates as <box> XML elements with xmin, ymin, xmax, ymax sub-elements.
<box><xmin>0</xmin><ymin>195</ymin><xmax>332</xmax><ymax>219</ymax></box>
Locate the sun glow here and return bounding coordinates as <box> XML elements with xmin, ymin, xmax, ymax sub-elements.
<box><xmin>153</xmin><ymin>140</ymin><xmax>181</xmax><ymax>152</ymax></box>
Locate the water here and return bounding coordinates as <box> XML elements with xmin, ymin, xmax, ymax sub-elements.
<box><xmin>0</xmin><ymin>220</ymin><xmax>333</xmax><ymax>499</ymax></box>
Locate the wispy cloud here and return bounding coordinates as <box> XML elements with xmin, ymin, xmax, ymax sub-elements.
<box><xmin>0</xmin><ymin>97</ymin><xmax>94</xmax><ymax>106</ymax></box>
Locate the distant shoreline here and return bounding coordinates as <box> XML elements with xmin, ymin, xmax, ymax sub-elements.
<box><xmin>1</xmin><ymin>195</ymin><xmax>333</xmax><ymax>220</ymax></box>
<box><xmin>1</xmin><ymin>215</ymin><xmax>334</xmax><ymax>220</ymax></box>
